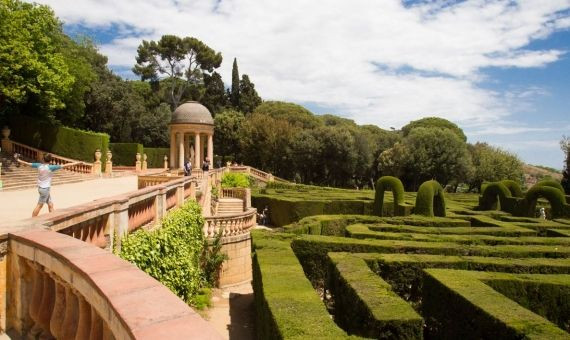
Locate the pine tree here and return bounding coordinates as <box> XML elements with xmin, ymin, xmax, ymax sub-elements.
<box><xmin>238</xmin><ymin>74</ymin><xmax>262</xmax><ymax>113</ymax></box>
<box><xmin>230</xmin><ymin>58</ymin><xmax>240</xmax><ymax>108</ymax></box>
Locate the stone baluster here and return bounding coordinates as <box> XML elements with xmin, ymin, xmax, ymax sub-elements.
<box><xmin>142</xmin><ymin>153</ymin><xmax>148</xmax><ymax>172</ymax></box>
<box><xmin>35</xmin><ymin>271</ymin><xmax>55</xmax><ymax>338</ymax></box>
<box><xmin>135</xmin><ymin>153</ymin><xmax>142</xmax><ymax>172</ymax></box>
<box><xmin>62</xmin><ymin>286</ymin><xmax>80</xmax><ymax>339</ymax></box>
<box><xmin>89</xmin><ymin>306</ymin><xmax>104</xmax><ymax>340</ymax></box>
<box><xmin>105</xmin><ymin>150</ymin><xmax>113</xmax><ymax>175</ymax></box>
<box><xmin>75</xmin><ymin>295</ymin><xmax>92</xmax><ymax>340</ymax></box>
<box><xmin>28</xmin><ymin>264</ymin><xmax>44</xmax><ymax>336</ymax></box>
<box><xmin>164</xmin><ymin>155</ymin><xmax>168</xmax><ymax>170</ymax></box>
<box><xmin>50</xmin><ymin>277</ymin><xmax>66</xmax><ymax>338</ymax></box>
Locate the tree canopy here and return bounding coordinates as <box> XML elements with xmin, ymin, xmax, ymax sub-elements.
<box><xmin>402</xmin><ymin>117</ymin><xmax>467</xmax><ymax>142</ymax></box>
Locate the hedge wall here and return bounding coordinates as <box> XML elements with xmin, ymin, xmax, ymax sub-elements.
<box><xmin>373</xmin><ymin>176</ymin><xmax>412</xmax><ymax>217</ymax></box>
<box><xmin>327</xmin><ymin>253</ymin><xmax>423</xmax><ymax>339</ymax></box>
<box><xmin>422</xmin><ymin>269</ymin><xmax>569</xmax><ymax>339</ymax></box>
<box><xmin>109</xmin><ymin>142</ymin><xmax>143</xmax><ymax>166</ymax></box>
<box><xmin>8</xmin><ymin>115</ymin><xmax>109</xmax><ymax>166</ymax></box>
<box><xmin>145</xmin><ymin>147</ymin><xmax>169</xmax><ymax>168</ymax></box>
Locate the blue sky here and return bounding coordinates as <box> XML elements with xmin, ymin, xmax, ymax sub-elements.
<box><xmin>41</xmin><ymin>0</ymin><xmax>570</xmax><ymax>169</ymax></box>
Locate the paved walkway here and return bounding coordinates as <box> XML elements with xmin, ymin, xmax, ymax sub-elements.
<box><xmin>205</xmin><ymin>282</ymin><xmax>255</xmax><ymax>340</ymax></box>
<box><xmin>0</xmin><ymin>175</ymin><xmax>138</xmax><ymax>224</ymax></box>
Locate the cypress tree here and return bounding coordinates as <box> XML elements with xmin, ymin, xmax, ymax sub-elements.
<box><xmin>231</xmin><ymin>58</ymin><xmax>240</xmax><ymax>108</ymax></box>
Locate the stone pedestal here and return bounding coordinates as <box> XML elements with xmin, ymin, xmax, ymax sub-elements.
<box><xmin>142</xmin><ymin>154</ymin><xmax>148</xmax><ymax>172</ymax></box>
<box><xmin>135</xmin><ymin>153</ymin><xmax>142</xmax><ymax>173</ymax></box>
<box><xmin>92</xmin><ymin>150</ymin><xmax>102</xmax><ymax>175</ymax></box>
<box><xmin>164</xmin><ymin>155</ymin><xmax>168</xmax><ymax>170</ymax></box>
<box><xmin>105</xmin><ymin>151</ymin><xmax>113</xmax><ymax>175</ymax></box>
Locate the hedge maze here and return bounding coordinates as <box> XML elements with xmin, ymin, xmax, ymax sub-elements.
<box><xmin>251</xmin><ymin>178</ymin><xmax>570</xmax><ymax>339</ymax></box>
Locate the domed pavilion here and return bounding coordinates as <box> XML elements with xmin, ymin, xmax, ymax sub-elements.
<box><xmin>169</xmin><ymin>101</ymin><xmax>214</xmax><ymax>170</ymax></box>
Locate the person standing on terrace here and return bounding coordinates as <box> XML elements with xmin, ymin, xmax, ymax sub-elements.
<box><xmin>14</xmin><ymin>153</ymin><xmax>82</xmax><ymax>217</ymax></box>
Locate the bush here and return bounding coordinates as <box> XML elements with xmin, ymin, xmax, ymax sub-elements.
<box><xmin>535</xmin><ymin>180</ymin><xmax>565</xmax><ymax>194</ymax></box>
<box><xmin>500</xmin><ymin>180</ymin><xmax>523</xmax><ymax>198</ymax></box>
<box><xmin>415</xmin><ymin>180</ymin><xmax>446</xmax><ymax>217</ymax></box>
<box><xmin>373</xmin><ymin>176</ymin><xmax>407</xmax><ymax>217</ymax></box>
<box><xmin>479</xmin><ymin>182</ymin><xmax>512</xmax><ymax>210</ymax></box>
<box><xmin>221</xmin><ymin>172</ymin><xmax>251</xmax><ymax>188</ymax></box>
<box><xmin>118</xmin><ymin>201</ymin><xmax>206</xmax><ymax>306</ymax></box>
<box><xmin>8</xmin><ymin>114</ymin><xmax>109</xmax><ymax>165</ymax></box>
<box><xmin>109</xmin><ymin>142</ymin><xmax>143</xmax><ymax>166</ymax></box>
<box><xmin>145</xmin><ymin>147</ymin><xmax>170</xmax><ymax>168</ymax></box>
<box><xmin>523</xmin><ymin>185</ymin><xmax>567</xmax><ymax>218</ymax></box>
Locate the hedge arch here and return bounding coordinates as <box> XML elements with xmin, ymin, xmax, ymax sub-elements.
<box><xmin>534</xmin><ymin>180</ymin><xmax>565</xmax><ymax>194</ymax></box>
<box><xmin>523</xmin><ymin>185</ymin><xmax>567</xmax><ymax>218</ymax></box>
<box><xmin>373</xmin><ymin>176</ymin><xmax>405</xmax><ymax>216</ymax></box>
<box><xmin>479</xmin><ymin>182</ymin><xmax>512</xmax><ymax>211</ymax></box>
<box><xmin>414</xmin><ymin>180</ymin><xmax>446</xmax><ymax>217</ymax></box>
<box><xmin>500</xmin><ymin>180</ymin><xmax>523</xmax><ymax>198</ymax></box>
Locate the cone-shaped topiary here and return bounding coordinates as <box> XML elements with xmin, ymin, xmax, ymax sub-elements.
<box><xmin>373</xmin><ymin>176</ymin><xmax>405</xmax><ymax>216</ymax></box>
<box><xmin>500</xmin><ymin>180</ymin><xmax>523</xmax><ymax>198</ymax></box>
<box><xmin>415</xmin><ymin>180</ymin><xmax>446</xmax><ymax>217</ymax></box>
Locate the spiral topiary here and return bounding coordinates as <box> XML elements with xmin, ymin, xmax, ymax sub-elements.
<box><xmin>373</xmin><ymin>176</ymin><xmax>405</xmax><ymax>216</ymax></box>
<box><xmin>414</xmin><ymin>180</ymin><xmax>446</xmax><ymax>217</ymax></box>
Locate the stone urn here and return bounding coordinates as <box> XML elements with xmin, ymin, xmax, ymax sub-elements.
<box><xmin>136</xmin><ymin>153</ymin><xmax>141</xmax><ymax>162</ymax></box>
<box><xmin>94</xmin><ymin>149</ymin><xmax>102</xmax><ymax>162</ymax></box>
<box><xmin>1</xmin><ymin>126</ymin><xmax>10</xmax><ymax>140</ymax></box>
<box><xmin>143</xmin><ymin>153</ymin><xmax>148</xmax><ymax>162</ymax></box>
<box><xmin>107</xmin><ymin>150</ymin><xmax>113</xmax><ymax>162</ymax></box>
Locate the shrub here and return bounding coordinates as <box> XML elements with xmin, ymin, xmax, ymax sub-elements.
<box><xmin>221</xmin><ymin>172</ymin><xmax>251</xmax><ymax>188</ymax></box>
<box><xmin>373</xmin><ymin>176</ymin><xmax>406</xmax><ymax>217</ymax></box>
<box><xmin>145</xmin><ymin>147</ymin><xmax>170</xmax><ymax>168</ymax></box>
<box><xmin>415</xmin><ymin>180</ymin><xmax>446</xmax><ymax>217</ymax></box>
<box><xmin>118</xmin><ymin>201</ymin><xmax>206</xmax><ymax>306</ymax></box>
<box><xmin>522</xmin><ymin>185</ymin><xmax>567</xmax><ymax>218</ymax></box>
<box><xmin>479</xmin><ymin>181</ymin><xmax>512</xmax><ymax>210</ymax></box>
<box><xmin>534</xmin><ymin>180</ymin><xmax>565</xmax><ymax>194</ymax></box>
<box><xmin>109</xmin><ymin>142</ymin><xmax>143</xmax><ymax>166</ymax></box>
<box><xmin>500</xmin><ymin>180</ymin><xmax>523</xmax><ymax>198</ymax></box>
<box><xmin>9</xmin><ymin>114</ymin><xmax>109</xmax><ymax>165</ymax></box>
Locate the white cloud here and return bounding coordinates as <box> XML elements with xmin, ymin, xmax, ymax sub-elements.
<box><xmin>32</xmin><ymin>0</ymin><xmax>570</xmax><ymax>134</ymax></box>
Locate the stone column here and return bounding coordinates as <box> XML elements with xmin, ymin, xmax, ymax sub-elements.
<box><xmin>183</xmin><ymin>134</ymin><xmax>189</xmax><ymax>163</ymax></box>
<box><xmin>178</xmin><ymin>132</ymin><xmax>184</xmax><ymax>170</ymax></box>
<box><xmin>169</xmin><ymin>131</ymin><xmax>176</xmax><ymax>169</ymax></box>
<box><xmin>208</xmin><ymin>134</ymin><xmax>214</xmax><ymax>168</ymax></box>
<box><xmin>200</xmin><ymin>134</ymin><xmax>205</xmax><ymax>166</ymax></box>
<box><xmin>194</xmin><ymin>133</ymin><xmax>201</xmax><ymax>169</ymax></box>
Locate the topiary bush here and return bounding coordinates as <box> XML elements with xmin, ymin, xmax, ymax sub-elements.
<box><xmin>221</xmin><ymin>172</ymin><xmax>251</xmax><ymax>188</ymax></box>
<box><xmin>522</xmin><ymin>185</ymin><xmax>567</xmax><ymax>218</ymax></box>
<box><xmin>534</xmin><ymin>180</ymin><xmax>565</xmax><ymax>194</ymax></box>
<box><xmin>500</xmin><ymin>180</ymin><xmax>523</xmax><ymax>198</ymax></box>
<box><xmin>118</xmin><ymin>201</ymin><xmax>207</xmax><ymax>306</ymax></box>
<box><xmin>479</xmin><ymin>182</ymin><xmax>513</xmax><ymax>210</ymax></box>
<box><xmin>373</xmin><ymin>176</ymin><xmax>405</xmax><ymax>217</ymax></box>
<box><xmin>415</xmin><ymin>180</ymin><xmax>446</xmax><ymax>217</ymax></box>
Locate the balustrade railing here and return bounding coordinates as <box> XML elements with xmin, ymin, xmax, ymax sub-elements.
<box><xmin>11</xmin><ymin>141</ymin><xmax>94</xmax><ymax>174</ymax></box>
<box><xmin>4</xmin><ymin>230</ymin><xmax>222</xmax><ymax>339</ymax></box>
<box><xmin>128</xmin><ymin>196</ymin><xmax>156</xmax><ymax>232</ymax></box>
<box><xmin>203</xmin><ymin>208</ymin><xmax>257</xmax><ymax>238</ymax></box>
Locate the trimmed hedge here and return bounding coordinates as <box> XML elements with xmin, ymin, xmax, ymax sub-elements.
<box><xmin>535</xmin><ymin>180</ymin><xmax>565</xmax><ymax>194</ymax></box>
<box><xmin>145</xmin><ymin>147</ymin><xmax>169</xmax><ymax>168</ymax></box>
<box><xmin>373</xmin><ymin>176</ymin><xmax>411</xmax><ymax>217</ymax></box>
<box><xmin>327</xmin><ymin>253</ymin><xmax>423</xmax><ymax>339</ymax></box>
<box><xmin>414</xmin><ymin>180</ymin><xmax>446</xmax><ymax>217</ymax></box>
<box><xmin>109</xmin><ymin>142</ymin><xmax>143</xmax><ymax>166</ymax></box>
<box><xmin>251</xmin><ymin>231</ymin><xmax>353</xmax><ymax>340</ymax></box>
<box><xmin>523</xmin><ymin>185</ymin><xmax>568</xmax><ymax>218</ymax></box>
<box><xmin>8</xmin><ymin>114</ymin><xmax>109</xmax><ymax>165</ymax></box>
<box><xmin>501</xmin><ymin>179</ymin><xmax>523</xmax><ymax>198</ymax></box>
<box><xmin>422</xmin><ymin>269</ymin><xmax>569</xmax><ymax>339</ymax></box>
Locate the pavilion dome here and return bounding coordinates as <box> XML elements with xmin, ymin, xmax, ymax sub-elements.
<box><xmin>171</xmin><ymin>101</ymin><xmax>214</xmax><ymax>125</ymax></box>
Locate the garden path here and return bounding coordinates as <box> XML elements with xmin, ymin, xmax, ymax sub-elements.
<box><xmin>0</xmin><ymin>175</ymin><xmax>138</xmax><ymax>225</ymax></box>
<box><xmin>205</xmin><ymin>282</ymin><xmax>255</xmax><ymax>340</ymax></box>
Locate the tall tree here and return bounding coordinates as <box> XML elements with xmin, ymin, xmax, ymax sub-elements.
<box><xmin>230</xmin><ymin>58</ymin><xmax>240</xmax><ymax>108</ymax></box>
<box><xmin>214</xmin><ymin>109</ymin><xmax>245</xmax><ymax>162</ymax></box>
<box><xmin>133</xmin><ymin>35</ymin><xmax>222</xmax><ymax>110</ymax></box>
<box><xmin>238</xmin><ymin>74</ymin><xmax>261</xmax><ymax>113</ymax></box>
<box><xmin>0</xmin><ymin>0</ymin><xmax>74</xmax><ymax>121</ymax></box>
<box><xmin>467</xmin><ymin>142</ymin><xmax>523</xmax><ymax>192</ymax></box>
<box><xmin>202</xmin><ymin>72</ymin><xmax>228</xmax><ymax>115</ymax></box>
<box><xmin>561</xmin><ymin>136</ymin><xmax>570</xmax><ymax>194</ymax></box>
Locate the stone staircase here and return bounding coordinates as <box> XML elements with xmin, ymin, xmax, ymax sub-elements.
<box><xmin>0</xmin><ymin>153</ymin><xmax>91</xmax><ymax>191</ymax></box>
<box><xmin>216</xmin><ymin>198</ymin><xmax>245</xmax><ymax>216</ymax></box>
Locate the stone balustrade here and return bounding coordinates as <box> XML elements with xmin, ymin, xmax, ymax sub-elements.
<box><xmin>4</xmin><ymin>229</ymin><xmax>222</xmax><ymax>339</ymax></box>
<box><xmin>10</xmin><ymin>141</ymin><xmax>94</xmax><ymax>174</ymax></box>
<box><xmin>203</xmin><ymin>208</ymin><xmax>257</xmax><ymax>238</ymax></box>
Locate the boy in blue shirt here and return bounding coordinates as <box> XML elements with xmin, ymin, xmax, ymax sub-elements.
<box><xmin>15</xmin><ymin>153</ymin><xmax>83</xmax><ymax>217</ymax></box>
